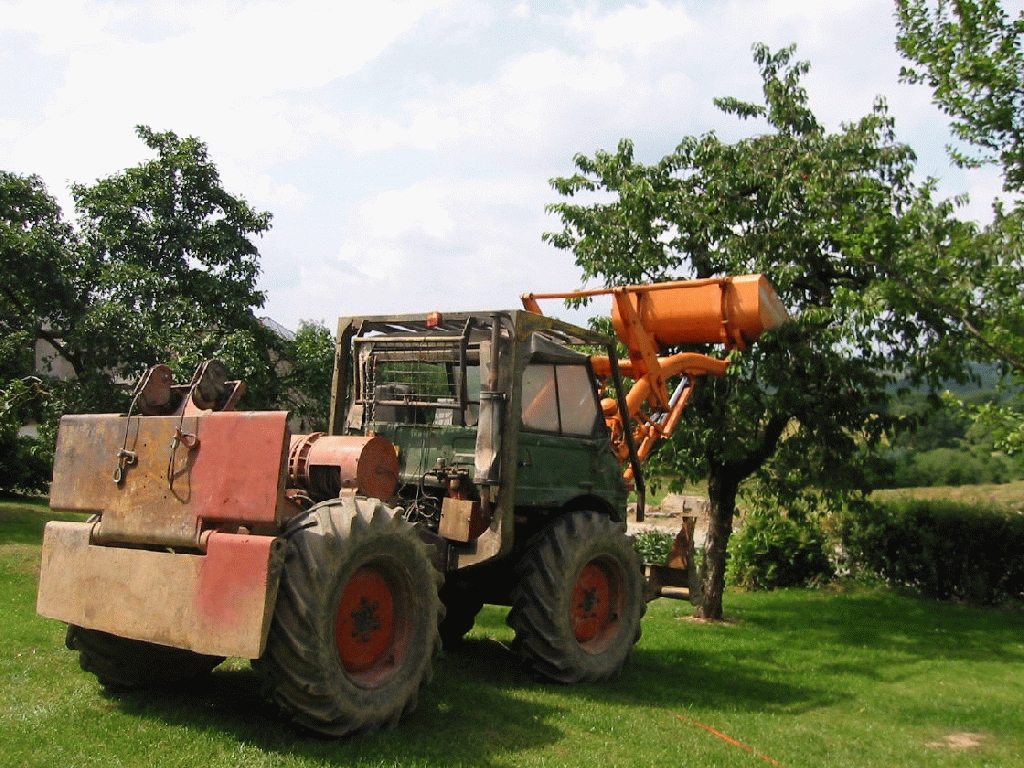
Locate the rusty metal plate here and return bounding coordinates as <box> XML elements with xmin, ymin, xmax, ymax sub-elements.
<box><xmin>37</xmin><ymin>522</ymin><xmax>285</xmax><ymax>659</ymax></box>
<box><xmin>439</xmin><ymin>497</ymin><xmax>475</xmax><ymax>542</ymax></box>
<box><xmin>50</xmin><ymin>412</ymin><xmax>290</xmax><ymax>548</ymax></box>
<box><xmin>190</xmin><ymin>411</ymin><xmax>291</xmax><ymax>526</ymax></box>
<box><xmin>49</xmin><ymin>415</ymin><xmax>124</xmax><ymax>513</ymax></box>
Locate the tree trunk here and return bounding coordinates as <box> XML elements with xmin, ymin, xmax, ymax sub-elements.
<box><xmin>694</xmin><ymin>465</ymin><xmax>741</xmax><ymax>620</ymax></box>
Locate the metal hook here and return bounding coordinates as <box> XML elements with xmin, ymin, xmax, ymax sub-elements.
<box><xmin>112</xmin><ymin>449</ymin><xmax>137</xmax><ymax>484</ymax></box>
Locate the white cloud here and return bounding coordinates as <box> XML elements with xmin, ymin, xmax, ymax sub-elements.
<box><xmin>344</xmin><ymin>106</ymin><xmax>465</xmax><ymax>153</ymax></box>
<box><xmin>332</xmin><ymin>50</ymin><xmax>635</xmax><ymax>161</ymax></box>
<box><xmin>1</xmin><ymin>0</ymin><xmax>114</xmax><ymax>53</ymax></box>
<box><xmin>264</xmin><ymin>174</ymin><xmax>583</xmax><ymax>323</ymax></box>
<box><xmin>246</xmin><ymin>175</ymin><xmax>310</xmax><ymax>212</ymax></box>
<box><xmin>571</xmin><ymin>1</ymin><xmax>694</xmax><ymax>51</ymax></box>
<box><xmin>502</xmin><ymin>48</ymin><xmax>626</xmax><ymax>93</ymax></box>
<box><xmin>0</xmin><ymin>0</ymin><xmax>447</xmax><ymax>191</ymax></box>
<box><xmin>359</xmin><ymin>183</ymin><xmax>456</xmax><ymax>240</ymax></box>
<box><xmin>4</xmin><ymin>0</ymin><xmax>445</xmax><ymax>91</ymax></box>
<box><xmin>766</xmin><ymin>0</ymin><xmax>878</xmax><ymax>20</ymax></box>
<box><xmin>1</xmin><ymin>0</ymin><xmax>997</xmax><ymax>330</ymax></box>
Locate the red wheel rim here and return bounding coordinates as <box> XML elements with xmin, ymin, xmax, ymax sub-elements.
<box><xmin>335</xmin><ymin>565</ymin><xmax>400</xmax><ymax>681</ymax></box>
<box><xmin>571</xmin><ymin>559</ymin><xmax>621</xmax><ymax>649</ymax></box>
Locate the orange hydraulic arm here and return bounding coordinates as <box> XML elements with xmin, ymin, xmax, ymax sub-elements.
<box><xmin>522</xmin><ymin>274</ymin><xmax>788</xmax><ymax>478</ymax></box>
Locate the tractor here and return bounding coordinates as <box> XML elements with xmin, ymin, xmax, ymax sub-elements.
<box><xmin>36</xmin><ymin>274</ymin><xmax>787</xmax><ymax>736</ymax></box>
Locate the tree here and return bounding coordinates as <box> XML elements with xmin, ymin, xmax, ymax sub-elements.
<box><xmin>277</xmin><ymin>320</ymin><xmax>336</xmax><ymax>432</ymax></box>
<box><xmin>545</xmin><ymin>45</ymin><xmax>959</xmax><ymax>618</ymax></box>
<box><xmin>0</xmin><ymin>127</ymin><xmax>284</xmax><ymax>491</ymax></box>
<box><xmin>69</xmin><ymin>125</ymin><xmax>277</xmax><ymax>408</ymax></box>
<box><xmin>1</xmin><ymin>127</ymin><xmax>277</xmax><ymax>412</ymax></box>
<box><xmin>896</xmin><ymin>0</ymin><xmax>1024</xmax><ymax>190</ymax></box>
<box><xmin>0</xmin><ymin>171</ymin><xmax>80</xmax><ymax>491</ymax></box>
<box><xmin>0</xmin><ymin>171</ymin><xmax>81</xmax><ymax>382</ymax></box>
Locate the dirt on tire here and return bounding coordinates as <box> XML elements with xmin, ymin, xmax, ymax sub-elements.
<box><xmin>507</xmin><ymin>510</ymin><xmax>645</xmax><ymax>683</ymax></box>
<box><xmin>254</xmin><ymin>496</ymin><xmax>443</xmax><ymax>737</ymax></box>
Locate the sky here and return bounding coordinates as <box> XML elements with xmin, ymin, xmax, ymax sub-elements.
<box><xmin>0</xmin><ymin>0</ymin><xmax>1009</xmax><ymax>330</ymax></box>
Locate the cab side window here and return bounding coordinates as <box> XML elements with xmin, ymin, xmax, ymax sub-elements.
<box><xmin>521</xmin><ymin>365</ymin><xmax>560</xmax><ymax>433</ymax></box>
<box><xmin>520</xmin><ymin>364</ymin><xmax>601</xmax><ymax>437</ymax></box>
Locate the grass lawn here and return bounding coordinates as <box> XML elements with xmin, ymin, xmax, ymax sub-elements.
<box><xmin>3</xmin><ymin>496</ymin><xmax>1023</xmax><ymax>767</ymax></box>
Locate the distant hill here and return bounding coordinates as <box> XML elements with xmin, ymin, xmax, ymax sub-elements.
<box><xmin>891</xmin><ymin>361</ymin><xmax>1020</xmax><ymax>400</ymax></box>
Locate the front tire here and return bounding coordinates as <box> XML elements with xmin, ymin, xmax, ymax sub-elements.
<box><xmin>255</xmin><ymin>497</ymin><xmax>442</xmax><ymax>737</ymax></box>
<box><xmin>507</xmin><ymin>511</ymin><xmax>645</xmax><ymax>683</ymax></box>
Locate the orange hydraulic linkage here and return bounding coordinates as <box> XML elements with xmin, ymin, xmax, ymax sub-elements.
<box><xmin>522</xmin><ymin>274</ymin><xmax>788</xmax><ymax>478</ymax></box>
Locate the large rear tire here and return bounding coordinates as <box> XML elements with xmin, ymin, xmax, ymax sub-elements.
<box><xmin>255</xmin><ymin>496</ymin><xmax>443</xmax><ymax>737</ymax></box>
<box><xmin>507</xmin><ymin>510</ymin><xmax>645</xmax><ymax>683</ymax></box>
<box><xmin>65</xmin><ymin>626</ymin><xmax>224</xmax><ymax>689</ymax></box>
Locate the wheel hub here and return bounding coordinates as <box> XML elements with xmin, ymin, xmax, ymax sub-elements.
<box><xmin>571</xmin><ymin>561</ymin><xmax>620</xmax><ymax>647</ymax></box>
<box><xmin>335</xmin><ymin>566</ymin><xmax>396</xmax><ymax>675</ymax></box>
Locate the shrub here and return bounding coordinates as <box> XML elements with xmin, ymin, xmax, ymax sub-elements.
<box><xmin>726</xmin><ymin>510</ymin><xmax>834</xmax><ymax>590</ymax></box>
<box><xmin>0</xmin><ymin>377</ymin><xmax>54</xmax><ymax>494</ymax></box>
<box><xmin>0</xmin><ymin>431</ymin><xmax>52</xmax><ymax>495</ymax></box>
<box><xmin>835</xmin><ymin>499</ymin><xmax>1024</xmax><ymax>604</ymax></box>
<box><xmin>632</xmin><ymin>529</ymin><xmax>674</xmax><ymax>564</ymax></box>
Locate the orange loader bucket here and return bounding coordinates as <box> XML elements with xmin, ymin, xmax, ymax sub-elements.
<box><xmin>610</xmin><ymin>274</ymin><xmax>788</xmax><ymax>350</ymax></box>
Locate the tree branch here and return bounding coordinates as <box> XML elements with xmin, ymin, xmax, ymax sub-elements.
<box><xmin>733</xmin><ymin>413</ymin><xmax>792</xmax><ymax>480</ymax></box>
<box><xmin>871</xmin><ymin>262</ymin><xmax>1024</xmax><ymax>374</ymax></box>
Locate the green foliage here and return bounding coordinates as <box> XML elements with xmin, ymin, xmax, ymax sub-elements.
<box><xmin>882</xmin><ymin>446</ymin><xmax>1021</xmax><ymax>487</ymax></box>
<box><xmin>0</xmin><ymin>172</ymin><xmax>80</xmax><ymax>380</ymax></box>
<box><xmin>835</xmin><ymin>497</ymin><xmax>1024</xmax><ymax>604</ymax></box>
<box><xmin>0</xmin><ymin>172</ymin><xmax>77</xmax><ymax>491</ymax></box>
<box><xmin>729</xmin><ymin>495</ymin><xmax>1024</xmax><ymax>603</ymax></box>
<box><xmin>1</xmin><ymin>127</ymin><xmax>276</xmax><ymax>413</ymax></box>
<box><xmin>0</xmin><ymin>431</ymin><xmax>51</xmax><ymax>495</ymax></box>
<box><xmin>895</xmin><ymin>0</ymin><xmax>1024</xmax><ymax>377</ymax></box>
<box><xmin>278</xmin><ymin>320</ymin><xmax>336</xmax><ymax>432</ymax></box>
<box><xmin>894</xmin><ymin>1</ymin><xmax>1024</xmax><ymax>376</ymax></box>
<box><xmin>631</xmin><ymin>528</ymin><xmax>674</xmax><ymax>564</ymax></box>
<box><xmin>869</xmin><ymin>389</ymin><xmax>1024</xmax><ymax>487</ymax></box>
<box><xmin>726</xmin><ymin>509</ymin><xmax>834</xmax><ymax>590</ymax></box>
<box><xmin>68</xmin><ymin>125</ymin><xmax>276</xmax><ymax>410</ymax></box>
<box><xmin>0</xmin><ymin>127</ymin><xmax>330</xmax><ymax>487</ymax></box>
<box><xmin>897</xmin><ymin>0</ymin><xmax>1024</xmax><ymax>189</ymax></box>
<box><xmin>0</xmin><ymin>378</ymin><xmax>56</xmax><ymax>493</ymax></box>
<box><xmin>960</xmin><ymin>397</ymin><xmax>1024</xmax><ymax>459</ymax></box>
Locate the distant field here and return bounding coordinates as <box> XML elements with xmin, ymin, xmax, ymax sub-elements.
<box><xmin>871</xmin><ymin>479</ymin><xmax>1024</xmax><ymax>510</ymax></box>
<box><xmin>641</xmin><ymin>478</ymin><xmax>1024</xmax><ymax>514</ymax></box>
<box><xmin>3</xmin><ymin>496</ymin><xmax>1023</xmax><ymax>767</ymax></box>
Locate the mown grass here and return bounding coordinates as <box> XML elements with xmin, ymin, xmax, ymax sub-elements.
<box><xmin>3</xmin><ymin>497</ymin><xmax>1023</xmax><ymax>767</ymax></box>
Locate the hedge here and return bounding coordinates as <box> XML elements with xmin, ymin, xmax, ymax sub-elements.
<box><xmin>834</xmin><ymin>498</ymin><xmax>1024</xmax><ymax>604</ymax></box>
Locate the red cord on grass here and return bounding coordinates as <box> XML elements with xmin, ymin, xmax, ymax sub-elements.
<box><xmin>668</xmin><ymin>710</ymin><xmax>781</xmax><ymax>766</ymax></box>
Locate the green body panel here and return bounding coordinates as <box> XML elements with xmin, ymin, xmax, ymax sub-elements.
<box><xmin>513</xmin><ymin>430</ymin><xmax>626</xmax><ymax>512</ymax></box>
<box><xmin>374</xmin><ymin>423</ymin><xmax>626</xmax><ymax>514</ymax></box>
